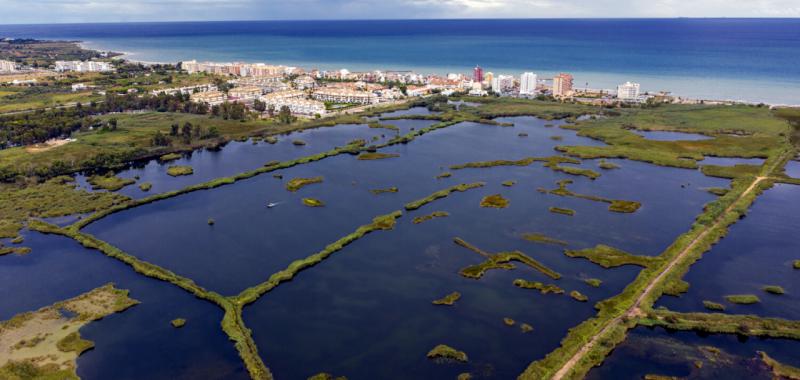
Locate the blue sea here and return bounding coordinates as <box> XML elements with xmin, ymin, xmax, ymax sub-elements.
<box><xmin>1</xmin><ymin>19</ymin><xmax>799</xmax><ymax>104</ymax></box>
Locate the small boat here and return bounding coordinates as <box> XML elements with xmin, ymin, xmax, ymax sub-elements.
<box><xmin>267</xmin><ymin>202</ymin><xmax>279</xmax><ymax>208</ymax></box>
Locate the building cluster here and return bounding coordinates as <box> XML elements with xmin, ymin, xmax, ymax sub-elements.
<box><xmin>464</xmin><ymin>66</ymin><xmax>650</xmax><ymax>104</ymax></box>
<box><xmin>150</xmin><ymin>84</ymin><xmax>218</xmax><ymax>96</ymax></box>
<box><xmin>261</xmin><ymin>90</ymin><xmax>325</xmax><ymax>116</ymax></box>
<box><xmin>177</xmin><ymin>58</ymin><xmax>659</xmax><ymax>118</ymax></box>
<box><xmin>0</xmin><ymin>59</ymin><xmax>17</xmax><ymax>73</ymax></box>
<box><xmin>311</xmin><ymin>88</ymin><xmax>378</xmax><ymax>105</ymax></box>
<box><xmin>54</xmin><ymin>60</ymin><xmax>114</xmax><ymax>72</ymax></box>
<box><xmin>181</xmin><ymin>60</ymin><xmax>300</xmax><ymax>77</ymax></box>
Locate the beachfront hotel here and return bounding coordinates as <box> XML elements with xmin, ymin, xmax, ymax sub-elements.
<box><xmin>312</xmin><ymin>88</ymin><xmax>378</xmax><ymax>105</ymax></box>
<box><xmin>617</xmin><ymin>81</ymin><xmax>641</xmax><ymax>101</ymax></box>
<box><xmin>519</xmin><ymin>72</ymin><xmax>538</xmax><ymax>96</ymax></box>
<box><xmin>491</xmin><ymin>75</ymin><xmax>515</xmax><ymax>94</ymax></box>
<box><xmin>552</xmin><ymin>73</ymin><xmax>574</xmax><ymax>97</ymax></box>
<box><xmin>54</xmin><ymin>60</ymin><xmax>114</xmax><ymax>72</ymax></box>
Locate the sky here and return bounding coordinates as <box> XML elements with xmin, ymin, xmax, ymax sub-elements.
<box><xmin>1</xmin><ymin>0</ymin><xmax>799</xmax><ymax>24</ymax></box>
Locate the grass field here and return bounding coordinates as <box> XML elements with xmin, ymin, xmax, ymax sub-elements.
<box><xmin>0</xmin><ymin>89</ymin><xmax>101</xmax><ymax>113</ymax></box>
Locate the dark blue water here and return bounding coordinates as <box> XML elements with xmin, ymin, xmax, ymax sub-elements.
<box><xmin>1</xmin><ymin>19</ymin><xmax>799</xmax><ymax>103</ymax></box>
<box><xmin>84</xmin><ymin>116</ymin><xmax>726</xmax><ymax>296</ymax></box>
<box><xmin>588</xmin><ymin>327</ymin><xmax>800</xmax><ymax>380</ymax></box>
<box><xmin>658</xmin><ymin>184</ymin><xmax>800</xmax><ymax>320</ymax></box>
<box><xmin>69</xmin><ymin>113</ymin><xmax>728</xmax><ymax>378</ymax></box>
<box><xmin>0</xmin><ymin>230</ymin><xmax>247</xmax><ymax>380</ymax></box>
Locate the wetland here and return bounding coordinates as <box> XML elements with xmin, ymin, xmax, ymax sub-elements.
<box><xmin>2</xmin><ymin>98</ymin><xmax>798</xmax><ymax>380</ymax></box>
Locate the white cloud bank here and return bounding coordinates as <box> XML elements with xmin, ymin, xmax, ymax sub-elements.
<box><xmin>1</xmin><ymin>0</ymin><xmax>798</xmax><ymax>24</ymax></box>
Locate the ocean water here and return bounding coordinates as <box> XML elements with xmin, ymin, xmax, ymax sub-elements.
<box><xmin>0</xmin><ymin>19</ymin><xmax>799</xmax><ymax>104</ymax></box>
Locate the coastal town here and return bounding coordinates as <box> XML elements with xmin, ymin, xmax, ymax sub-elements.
<box><xmin>1</xmin><ymin>42</ymin><xmax>750</xmax><ymax>123</ymax></box>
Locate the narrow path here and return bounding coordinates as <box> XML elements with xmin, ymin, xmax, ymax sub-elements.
<box><xmin>551</xmin><ymin>175</ymin><xmax>767</xmax><ymax>380</ymax></box>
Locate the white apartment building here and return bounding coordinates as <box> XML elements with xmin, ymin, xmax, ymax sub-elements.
<box><xmin>617</xmin><ymin>82</ymin><xmax>641</xmax><ymax>101</ymax></box>
<box><xmin>228</xmin><ymin>86</ymin><xmax>263</xmax><ymax>101</ymax></box>
<box><xmin>190</xmin><ymin>90</ymin><xmax>227</xmax><ymax>106</ymax></box>
<box><xmin>150</xmin><ymin>84</ymin><xmax>218</xmax><ymax>96</ymax></box>
<box><xmin>0</xmin><ymin>59</ymin><xmax>17</xmax><ymax>73</ymax></box>
<box><xmin>260</xmin><ymin>90</ymin><xmax>306</xmax><ymax>103</ymax></box>
<box><xmin>519</xmin><ymin>72</ymin><xmax>538</xmax><ymax>96</ymax></box>
<box><xmin>312</xmin><ymin>88</ymin><xmax>377</xmax><ymax>105</ymax></box>
<box><xmin>491</xmin><ymin>75</ymin><xmax>515</xmax><ymax>94</ymax></box>
<box><xmin>264</xmin><ymin>98</ymin><xmax>326</xmax><ymax>117</ymax></box>
<box><xmin>54</xmin><ymin>60</ymin><xmax>114</xmax><ymax>72</ymax></box>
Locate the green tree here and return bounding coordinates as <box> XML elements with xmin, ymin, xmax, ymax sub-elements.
<box><xmin>253</xmin><ymin>99</ymin><xmax>267</xmax><ymax>112</ymax></box>
<box><xmin>278</xmin><ymin>105</ymin><xmax>293</xmax><ymax>124</ymax></box>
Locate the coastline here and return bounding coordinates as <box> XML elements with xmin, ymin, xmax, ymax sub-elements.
<box><xmin>79</xmin><ymin>37</ymin><xmax>800</xmax><ymax>107</ymax></box>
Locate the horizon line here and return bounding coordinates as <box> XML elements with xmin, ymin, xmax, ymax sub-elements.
<box><xmin>1</xmin><ymin>17</ymin><xmax>799</xmax><ymax>27</ymax></box>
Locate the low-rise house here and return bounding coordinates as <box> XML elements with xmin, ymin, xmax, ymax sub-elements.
<box><xmin>312</xmin><ymin>88</ymin><xmax>378</xmax><ymax>105</ymax></box>
<box><xmin>191</xmin><ymin>90</ymin><xmax>227</xmax><ymax>106</ymax></box>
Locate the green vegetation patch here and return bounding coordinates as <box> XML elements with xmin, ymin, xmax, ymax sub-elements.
<box><xmin>370</xmin><ymin>186</ymin><xmax>398</xmax><ymax>195</ymax></box>
<box><xmin>705</xmin><ymin>187</ymin><xmax>729</xmax><ymax>196</ymax></box>
<box><xmin>639</xmin><ymin>310</ymin><xmax>800</xmax><ymax>340</ymax></box>
<box><xmin>0</xmin><ymin>176</ymin><xmax>129</xmax><ymax>239</ymax></box>
<box><xmin>584</xmin><ymin>278</ymin><xmax>603</xmax><ymax>288</ymax></box>
<box><xmin>598</xmin><ymin>159</ymin><xmax>620</xmax><ymax>170</ymax></box>
<box><xmin>725</xmin><ymin>294</ymin><xmax>761</xmax><ymax>305</ymax></box>
<box><xmin>546</xmin><ymin>179</ymin><xmax>641</xmax><ymax>213</ymax></box>
<box><xmin>501</xmin><ymin>180</ymin><xmax>517</xmax><ymax>187</ymax></box>
<box><xmin>556</xmin><ymin>104</ymin><xmax>785</xmax><ymax>170</ymax></box>
<box><xmin>286</xmin><ymin>176</ymin><xmax>324</xmax><ymax>192</ymax></box>
<box><xmin>549</xmin><ymin>207</ymin><xmax>575</xmax><ymax>216</ymax></box>
<box><xmin>292</xmin><ymin>139</ymin><xmax>307</xmax><ymax>146</ymax></box>
<box><xmin>166</xmin><ymin>165</ymin><xmax>193</xmax><ymax>177</ymax></box>
<box><xmin>158</xmin><ymin>153</ymin><xmax>182</xmax><ymax>162</ymax></box>
<box><xmin>570</xmin><ymin>290</ymin><xmax>588</xmax><ymax>302</ymax></box>
<box><xmin>171</xmin><ymin>318</ymin><xmax>187</xmax><ymax>328</ymax></box>
<box><xmin>413</xmin><ymin>211</ymin><xmax>449</xmax><ymax>224</ymax></box>
<box><xmin>763</xmin><ymin>285</ymin><xmax>786</xmax><ymax>295</ymax></box>
<box><xmin>564</xmin><ymin>244</ymin><xmax>657</xmax><ymax>268</ymax></box>
<box><xmin>307</xmin><ymin>373</ymin><xmax>348</xmax><ymax>380</ymax></box>
<box><xmin>448</xmin><ymin>154</ymin><xmax>600</xmax><ymax>179</ymax></box>
<box><xmin>794</xmin><ymin>260</ymin><xmax>800</xmax><ymax>270</ymax></box>
<box><xmin>0</xmin><ymin>360</ymin><xmax>79</xmax><ymax>380</ymax></box>
<box><xmin>56</xmin><ymin>331</ymin><xmax>95</xmax><ymax>354</ymax></box>
<box><xmin>480</xmin><ymin>194</ymin><xmax>509</xmax><ymax>209</ymax></box>
<box><xmin>513</xmin><ymin>279</ymin><xmax>564</xmax><ymax>295</ymax></box>
<box><xmin>759</xmin><ymin>351</ymin><xmax>800</xmax><ymax>380</ymax></box>
<box><xmin>404</xmin><ymin>183</ymin><xmax>484</xmax><ymax>211</ymax></box>
<box><xmin>368</xmin><ymin>122</ymin><xmax>399</xmax><ymax>131</ymax></box>
<box><xmin>608</xmin><ymin>200</ymin><xmax>642</xmax><ymax>213</ymax></box>
<box><xmin>138</xmin><ymin>182</ymin><xmax>152</xmax><ymax>192</ymax></box>
<box><xmin>357</xmin><ymin>152</ymin><xmax>400</xmax><ymax>160</ymax></box>
<box><xmin>87</xmin><ymin>173</ymin><xmax>135</xmax><ymax>191</ymax></box>
<box><xmin>455</xmin><ymin>238</ymin><xmax>561</xmax><ymax>280</ymax></box>
<box><xmin>436</xmin><ymin>172</ymin><xmax>452</xmax><ymax>179</ymax></box>
<box><xmin>520</xmin><ymin>323</ymin><xmax>534</xmax><ymax>333</ymax></box>
<box><xmin>432</xmin><ymin>292</ymin><xmax>461</xmax><ymax>306</ymax></box>
<box><xmin>0</xmin><ymin>246</ymin><xmax>32</xmax><ymax>256</ymax></box>
<box><xmin>427</xmin><ymin>344</ymin><xmax>468</xmax><ymax>363</ymax></box>
<box><xmin>703</xmin><ymin>301</ymin><xmax>726</xmax><ymax>311</ymax></box>
<box><xmin>521</xmin><ymin>233</ymin><xmax>568</xmax><ymax>247</ymax></box>
<box><xmin>302</xmin><ymin>198</ymin><xmax>325</xmax><ymax>207</ymax></box>
<box><xmin>701</xmin><ymin>164</ymin><xmax>762</xmax><ymax>179</ymax></box>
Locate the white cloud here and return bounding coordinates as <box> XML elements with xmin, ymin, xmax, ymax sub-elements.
<box><xmin>0</xmin><ymin>0</ymin><xmax>798</xmax><ymax>23</ymax></box>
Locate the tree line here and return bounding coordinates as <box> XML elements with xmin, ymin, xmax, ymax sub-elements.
<box><xmin>0</xmin><ymin>92</ymin><xmax>210</xmax><ymax>148</ymax></box>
